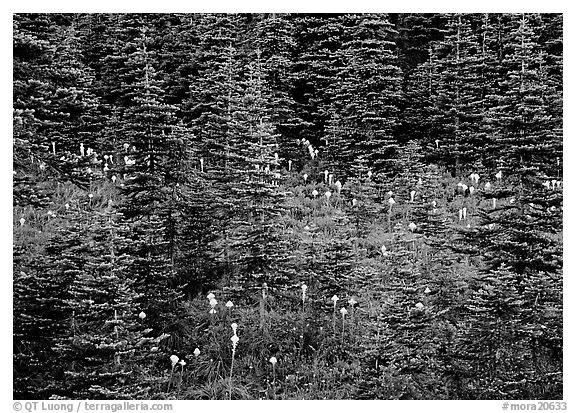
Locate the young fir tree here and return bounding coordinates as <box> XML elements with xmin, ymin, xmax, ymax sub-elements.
<box><xmin>488</xmin><ymin>14</ymin><xmax>561</xmax><ymax>175</ymax></box>
<box><xmin>457</xmin><ymin>176</ymin><xmax>562</xmax><ymax>398</ymax></box>
<box><xmin>183</xmin><ymin>14</ymin><xmax>245</xmax><ymax>282</ymax></box>
<box><xmin>223</xmin><ymin>50</ymin><xmax>296</xmax><ymax>295</ymax></box>
<box><xmin>14</xmin><ymin>209</ymin><xmax>88</xmax><ymax>398</ymax></box>
<box><xmin>116</xmin><ymin>31</ymin><xmax>185</xmax><ymax>328</ymax></box>
<box><xmin>428</xmin><ymin>14</ymin><xmax>496</xmax><ymax>174</ymax></box>
<box><xmin>13</xmin><ymin>14</ymin><xmax>100</xmax><ymax>208</ymax></box>
<box><xmin>290</xmin><ymin>14</ymin><xmax>345</xmax><ymax>147</ymax></box>
<box><xmin>253</xmin><ymin>14</ymin><xmax>305</xmax><ymax>166</ymax></box>
<box><xmin>325</xmin><ymin>14</ymin><xmax>403</xmax><ymax>179</ymax></box>
<box><xmin>52</xmin><ymin>210</ymin><xmax>169</xmax><ymax>399</ymax></box>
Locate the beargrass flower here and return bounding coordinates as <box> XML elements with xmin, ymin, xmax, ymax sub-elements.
<box><xmin>170</xmin><ymin>355</ymin><xmax>179</xmax><ymax>366</ymax></box>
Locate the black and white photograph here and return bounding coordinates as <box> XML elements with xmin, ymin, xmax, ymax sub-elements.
<box><xmin>11</xmin><ymin>6</ymin><xmax>566</xmax><ymax>407</ymax></box>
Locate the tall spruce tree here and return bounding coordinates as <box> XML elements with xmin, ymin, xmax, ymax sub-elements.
<box><xmin>116</xmin><ymin>30</ymin><xmax>185</xmax><ymax>328</ymax></box>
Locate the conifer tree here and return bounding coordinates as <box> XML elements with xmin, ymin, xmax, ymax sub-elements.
<box><xmin>325</xmin><ymin>14</ymin><xmax>403</xmax><ymax>178</ymax></box>
<box><xmin>14</xmin><ymin>14</ymin><xmax>101</xmax><ymax>207</ymax></box>
<box><xmin>51</xmin><ymin>210</ymin><xmax>166</xmax><ymax>399</ymax></box>
<box><xmin>224</xmin><ymin>50</ymin><xmax>296</xmax><ymax>294</ymax></box>
<box><xmin>116</xmin><ymin>31</ymin><xmax>185</xmax><ymax>327</ymax></box>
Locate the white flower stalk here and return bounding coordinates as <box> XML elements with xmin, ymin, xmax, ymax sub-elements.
<box><xmin>170</xmin><ymin>355</ymin><xmax>179</xmax><ymax>366</ymax></box>
<box><xmin>270</xmin><ymin>356</ymin><xmax>278</xmax><ymax>384</ymax></box>
<box><xmin>340</xmin><ymin>307</ymin><xmax>348</xmax><ymax>340</ymax></box>
<box><xmin>415</xmin><ymin>302</ymin><xmax>424</xmax><ymax>310</ymax></box>
<box><xmin>194</xmin><ymin>348</ymin><xmax>200</xmax><ymax>357</ymax></box>
<box><xmin>229</xmin><ymin>334</ymin><xmax>240</xmax><ymax>400</ymax></box>
<box><xmin>301</xmin><ymin>284</ymin><xmax>308</xmax><ymax>304</ymax></box>
<box><xmin>331</xmin><ymin>295</ymin><xmax>339</xmax><ymax>309</ymax></box>
<box><xmin>19</xmin><ymin>217</ymin><xmax>25</xmax><ymax>226</ymax></box>
<box><xmin>352</xmin><ymin>198</ymin><xmax>358</xmax><ymax>207</ymax></box>
<box><xmin>348</xmin><ymin>298</ymin><xmax>357</xmax><ymax>323</ymax></box>
<box><xmin>207</xmin><ymin>292</ymin><xmax>215</xmax><ymax>301</ymax></box>
<box><xmin>209</xmin><ymin>297</ymin><xmax>218</xmax><ymax>317</ymax></box>
<box><xmin>138</xmin><ymin>311</ymin><xmax>146</xmax><ymax>320</ymax></box>
<box><xmin>178</xmin><ymin>359</ymin><xmax>187</xmax><ymax>389</ymax></box>
<box><xmin>231</xmin><ymin>323</ymin><xmax>238</xmax><ymax>335</ymax></box>
<box><xmin>231</xmin><ymin>334</ymin><xmax>239</xmax><ymax>351</ymax></box>
<box><xmin>331</xmin><ymin>295</ymin><xmax>339</xmax><ymax>336</ymax></box>
<box><xmin>312</xmin><ymin>189</ymin><xmax>318</xmax><ymax>198</ymax></box>
<box><xmin>424</xmin><ymin>287</ymin><xmax>431</xmax><ymax>294</ymax></box>
<box><xmin>367</xmin><ymin>170</ymin><xmax>372</xmax><ymax>179</ymax></box>
<box><xmin>303</xmin><ymin>173</ymin><xmax>308</xmax><ymax>183</ymax></box>
<box><xmin>408</xmin><ymin>222</ymin><xmax>417</xmax><ymax>232</ymax></box>
<box><xmin>168</xmin><ymin>355</ymin><xmax>179</xmax><ymax>392</ymax></box>
<box><xmin>226</xmin><ymin>301</ymin><xmax>234</xmax><ymax>314</ymax></box>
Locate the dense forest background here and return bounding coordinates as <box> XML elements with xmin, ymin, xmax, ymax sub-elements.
<box><xmin>13</xmin><ymin>13</ymin><xmax>563</xmax><ymax>400</ymax></box>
